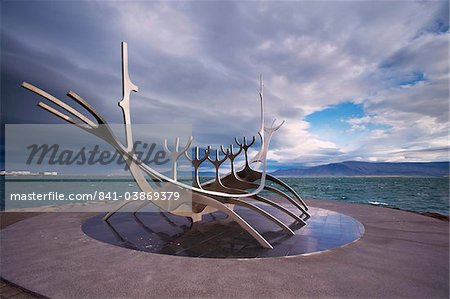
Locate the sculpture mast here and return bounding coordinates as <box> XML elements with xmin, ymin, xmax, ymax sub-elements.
<box><xmin>118</xmin><ymin>42</ymin><xmax>139</xmax><ymax>153</ymax></box>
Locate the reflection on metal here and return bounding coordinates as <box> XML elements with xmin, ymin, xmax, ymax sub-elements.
<box><xmin>22</xmin><ymin>42</ymin><xmax>310</xmax><ymax>249</ymax></box>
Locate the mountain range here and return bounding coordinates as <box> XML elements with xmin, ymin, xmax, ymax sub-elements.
<box><xmin>271</xmin><ymin>161</ymin><xmax>449</xmax><ymax>177</ymax></box>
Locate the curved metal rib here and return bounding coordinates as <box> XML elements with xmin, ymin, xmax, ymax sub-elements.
<box><xmin>233</xmin><ymin>131</ymin><xmax>309</xmax><ymax>211</ymax></box>
<box><xmin>263</xmin><ymin>185</ymin><xmax>310</xmax><ymax>219</ymax></box>
<box><xmin>22</xmin><ymin>82</ymin><xmax>96</xmax><ymax>127</ymax></box>
<box><xmin>206</xmin><ymin>170</ymin><xmax>308</xmax><ymax>223</ymax></box>
<box><xmin>197</xmin><ymin>139</ymin><xmax>309</xmax><ymax>221</ymax></box>
<box><xmin>36</xmin><ymin>102</ymin><xmax>88</xmax><ymax>128</ymax></box>
<box><xmin>192</xmin><ymin>193</ymin><xmax>273</xmax><ymax>249</ymax></box>
<box><xmin>226</xmin><ymin>198</ymin><xmax>295</xmax><ymax>236</ymax></box>
<box><xmin>219</xmin><ymin>172</ymin><xmax>309</xmax><ymax>219</ymax></box>
<box><xmin>252</xmin><ymin>194</ymin><xmax>306</xmax><ymax>224</ymax></box>
<box><xmin>266</xmin><ymin>174</ymin><xmax>309</xmax><ymax>210</ymax></box>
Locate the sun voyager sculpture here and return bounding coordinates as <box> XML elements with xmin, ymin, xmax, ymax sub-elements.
<box><xmin>21</xmin><ymin>42</ymin><xmax>310</xmax><ymax>249</ymax></box>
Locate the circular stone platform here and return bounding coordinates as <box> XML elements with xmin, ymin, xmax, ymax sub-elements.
<box><xmin>1</xmin><ymin>199</ymin><xmax>448</xmax><ymax>298</ymax></box>
<box><xmin>82</xmin><ymin>206</ymin><xmax>364</xmax><ymax>258</ymax></box>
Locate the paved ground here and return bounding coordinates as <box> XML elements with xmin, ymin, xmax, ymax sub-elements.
<box><xmin>0</xmin><ymin>199</ymin><xmax>448</xmax><ymax>298</ymax></box>
<box><xmin>1</xmin><ymin>213</ymin><xmax>45</xmax><ymax>299</ymax></box>
<box><xmin>0</xmin><ymin>279</ymin><xmax>41</xmax><ymax>299</ymax></box>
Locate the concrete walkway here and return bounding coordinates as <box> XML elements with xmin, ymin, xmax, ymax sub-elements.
<box><xmin>1</xmin><ymin>199</ymin><xmax>448</xmax><ymax>298</ymax></box>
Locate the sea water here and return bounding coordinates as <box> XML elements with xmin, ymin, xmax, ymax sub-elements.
<box><xmin>1</xmin><ymin>176</ymin><xmax>448</xmax><ymax>215</ymax></box>
<box><xmin>276</xmin><ymin>176</ymin><xmax>449</xmax><ymax>215</ymax></box>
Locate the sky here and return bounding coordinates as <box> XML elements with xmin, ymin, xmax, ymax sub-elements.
<box><xmin>1</xmin><ymin>1</ymin><xmax>449</xmax><ymax>169</ymax></box>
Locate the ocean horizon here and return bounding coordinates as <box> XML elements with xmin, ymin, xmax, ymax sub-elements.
<box><xmin>2</xmin><ymin>176</ymin><xmax>448</xmax><ymax>215</ymax></box>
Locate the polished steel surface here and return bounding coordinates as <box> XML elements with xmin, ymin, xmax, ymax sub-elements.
<box><xmin>82</xmin><ymin>204</ymin><xmax>364</xmax><ymax>258</ymax></box>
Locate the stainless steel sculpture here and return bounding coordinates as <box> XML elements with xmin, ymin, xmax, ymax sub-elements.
<box><xmin>21</xmin><ymin>42</ymin><xmax>310</xmax><ymax>249</ymax></box>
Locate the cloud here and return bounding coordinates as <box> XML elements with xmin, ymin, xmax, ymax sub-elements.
<box><xmin>1</xmin><ymin>1</ymin><xmax>448</xmax><ymax>166</ymax></box>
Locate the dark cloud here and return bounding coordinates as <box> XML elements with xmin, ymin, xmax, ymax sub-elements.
<box><xmin>1</xmin><ymin>1</ymin><xmax>447</xmax><ymax>166</ymax></box>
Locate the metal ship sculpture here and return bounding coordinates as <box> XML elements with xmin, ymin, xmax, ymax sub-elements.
<box><xmin>22</xmin><ymin>42</ymin><xmax>310</xmax><ymax>249</ymax></box>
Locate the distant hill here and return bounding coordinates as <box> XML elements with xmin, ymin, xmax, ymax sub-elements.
<box><xmin>271</xmin><ymin>161</ymin><xmax>450</xmax><ymax>177</ymax></box>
